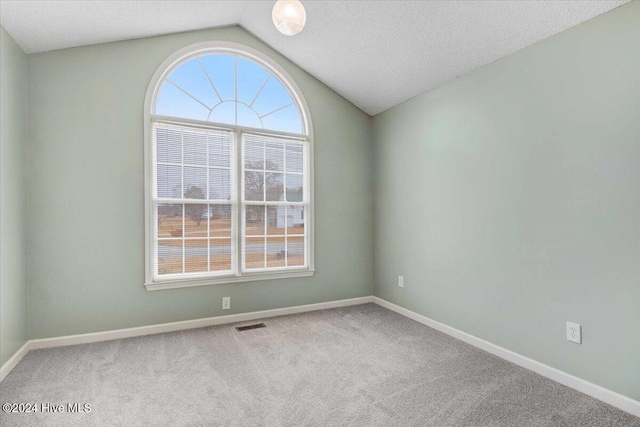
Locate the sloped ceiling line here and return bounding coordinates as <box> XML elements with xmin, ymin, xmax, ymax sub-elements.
<box><xmin>0</xmin><ymin>1</ymin><xmax>628</xmax><ymax>115</ymax></box>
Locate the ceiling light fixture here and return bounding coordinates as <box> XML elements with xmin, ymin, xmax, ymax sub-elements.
<box><xmin>272</xmin><ymin>0</ymin><xmax>307</xmax><ymax>36</ymax></box>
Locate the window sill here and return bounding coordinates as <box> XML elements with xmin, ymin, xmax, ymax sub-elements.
<box><xmin>144</xmin><ymin>269</ymin><xmax>315</xmax><ymax>291</ymax></box>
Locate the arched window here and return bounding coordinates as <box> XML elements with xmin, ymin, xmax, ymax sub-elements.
<box><xmin>144</xmin><ymin>42</ymin><xmax>314</xmax><ymax>290</ymax></box>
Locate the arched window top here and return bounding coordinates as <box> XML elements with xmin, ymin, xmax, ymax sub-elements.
<box><xmin>150</xmin><ymin>43</ymin><xmax>308</xmax><ymax>136</ymax></box>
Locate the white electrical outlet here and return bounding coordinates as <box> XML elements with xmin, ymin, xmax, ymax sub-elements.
<box><xmin>566</xmin><ymin>321</ymin><xmax>581</xmax><ymax>344</ymax></box>
<box><xmin>398</xmin><ymin>276</ymin><xmax>404</xmax><ymax>288</ymax></box>
<box><xmin>222</xmin><ymin>297</ymin><xmax>231</xmax><ymax>310</ymax></box>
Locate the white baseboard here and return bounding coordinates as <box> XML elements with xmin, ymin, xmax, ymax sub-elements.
<box><xmin>372</xmin><ymin>297</ymin><xmax>640</xmax><ymax>418</ymax></box>
<box><xmin>3</xmin><ymin>295</ymin><xmax>637</xmax><ymax>418</ymax></box>
<box><xmin>0</xmin><ymin>341</ymin><xmax>30</xmax><ymax>382</ymax></box>
<box><xmin>1</xmin><ymin>296</ymin><xmax>373</xmax><ymax>379</ymax></box>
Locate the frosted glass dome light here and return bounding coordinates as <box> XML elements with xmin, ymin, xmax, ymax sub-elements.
<box><xmin>272</xmin><ymin>0</ymin><xmax>307</xmax><ymax>36</ymax></box>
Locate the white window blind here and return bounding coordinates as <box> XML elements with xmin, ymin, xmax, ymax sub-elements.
<box><xmin>242</xmin><ymin>134</ymin><xmax>307</xmax><ymax>271</ymax></box>
<box><xmin>154</xmin><ymin>124</ymin><xmax>236</xmax><ymax>278</ymax></box>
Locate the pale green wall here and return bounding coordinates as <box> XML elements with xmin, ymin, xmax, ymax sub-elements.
<box><xmin>372</xmin><ymin>2</ymin><xmax>640</xmax><ymax>400</ymax></box>
<box><xmin>26</xmin><ymin>26</ymin><xmax>373</xmax><ymax>339</ymax></box>
<box><xmin>0</xmin><ymin>27</ymin><xmax>28</xmax><ymax>367</ymax></box>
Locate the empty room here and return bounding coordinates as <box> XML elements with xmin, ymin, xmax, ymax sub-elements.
<box><xmin>1</xmin><ymin>0</ymin><xmax>638</xmax><ymax>425</ymax></box>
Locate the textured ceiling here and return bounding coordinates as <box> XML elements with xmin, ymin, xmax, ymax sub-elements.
<box><xmin>0</xmin><ymin>0</ymin><xmax>629</xmax><ymax>115</ymax></box>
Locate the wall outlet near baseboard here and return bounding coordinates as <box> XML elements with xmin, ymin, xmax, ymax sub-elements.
<box><xmin>567</xmin><ymin>322</ymin><xmax>581</xmax><ymax>344</ymax></box>
<box><xmin>222</xmin><ymin>297</ymin><xmax>231</xmax><ymax>310</ymax></box>
<box><xmin>398</xmin><ymin>276</ymin><xmax>404</xmax><ymax>288</ymax></box>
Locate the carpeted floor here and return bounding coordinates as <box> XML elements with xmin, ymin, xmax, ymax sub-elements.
<box><xmin>1</xmin><ymin>303</ymin><xmax>638</xmax><ymax>426</ymax></box>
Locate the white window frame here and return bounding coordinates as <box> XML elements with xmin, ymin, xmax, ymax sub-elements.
<box><xmin>143</xmin><ymin>41</ymin><xmax>314</xmax><ymax>291</ymax></box>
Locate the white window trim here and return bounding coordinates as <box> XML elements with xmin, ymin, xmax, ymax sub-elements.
<box><xmin>143</xmin><ymin>41</ymin><xmax>315</xmax><ymax>291</ymax></box>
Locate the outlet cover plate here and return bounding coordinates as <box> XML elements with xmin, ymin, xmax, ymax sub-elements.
<box><xmin>222</xmin><ymin>297</ymin><xmax>231</xmax><ymax>310</ymax></box>
<box><xmin>566</xmin><ymin>321</ymin><xmax>581</xmax><ymax>344</ymax></box>
<box><xmin>398</xmin><ymin>276</ymin><xmax>404</xmax><ymax>288</ymax></box>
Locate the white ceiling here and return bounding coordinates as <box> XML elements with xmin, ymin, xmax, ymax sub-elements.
<box><xmin>0</xmin><ymin>0</ymin><xmax>629</xmax><ymax>115</ymax></box>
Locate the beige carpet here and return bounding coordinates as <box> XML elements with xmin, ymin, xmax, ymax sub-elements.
<box><xmin>1</xmin><ymin>303</ymin><xmax>638</xmax><ymax>426</ymax></box>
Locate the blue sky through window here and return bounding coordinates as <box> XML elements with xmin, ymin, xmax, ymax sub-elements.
<box><xmin>155</xmin><ymin>54</ymin><xmax>303</xmax><ymax>134</ymax></box>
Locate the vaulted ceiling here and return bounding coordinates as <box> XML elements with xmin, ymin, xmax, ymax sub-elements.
<box><xmin>0</xmin><ymin>0</ymin><xmax>629</xmax><ymax>115</ymax></box>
